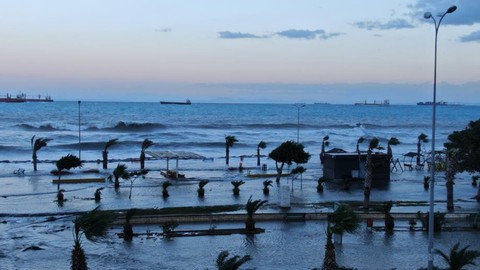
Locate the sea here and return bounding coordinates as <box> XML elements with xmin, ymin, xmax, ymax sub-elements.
<box><xmin>1</xmin><ymin>101</ymin><xmax>480</xmax><ymax>270</ymax></box>
<box><xmin>1</xmin><ymin>101</ymin><xmax>479</xmax><ymax>171</ymax></box>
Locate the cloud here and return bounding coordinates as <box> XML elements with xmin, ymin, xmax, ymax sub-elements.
<box><xmin>411</xmin><ymin>0</ymin><xmax>480</xmax><ymax>25</ymax></box>
<box><xmin>218</xmin><ymin>31</ymin><xmax>263</xmax><ymax>39</ymax></box>
<box><xmin>460</xmin><ymin>31</ymin><xmax>480</xmax><ymax>43</ymax></box>
<box><xmin>275</xmin><ymin>29</ymin><xmax>343</xmax><ymax>40</ymax></box>
<box><xmin>354</xmin><ymin>19</ymin><xmax>415</xmax><ymax>31</ymax></box>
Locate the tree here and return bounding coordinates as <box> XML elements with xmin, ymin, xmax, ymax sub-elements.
<box><xmin>71</xmin><ymin>207</ymin><xmax>115</xmax><ymax>270</ymax></box>
<box><xmin>262</xmin><ymin>180</ymin><xmax>273</xmax><ymax>195</ymax></box>
<box><xmin>356</xmin><ymin>136</ymin><xmax>365</xmax><ymax>153</ymax></box>
<box><xmin>56</xmin><ymin>154</ymin><xmax>83</xmax><ymax>191</ymax></box>
<box><xmin>364</xmin><ymin>137</ymin><xmax>380</xmax><ymax>209</ymax></box>
<box><xmin>31</xmin><ymin>136</ymin><xmax>52</xmax><ymax>171</ymax></box>
<box><xmin>162</xmin><ymin>181</ymin><xmax>172</xmax><ymax>198</ymax></box>
<box><xmin>387</xmin><ymin>137</ymin><xmax>400</xmax><ymax>157</ymax></box>
<box><xmin>323</xmin><ymin>204</ymin><xmax>361</xmax><ymax>269</ymax></box>
<box><xmin>445</xmin><ymin>119</ymin><xmax>480</xmax><ymax>202</ymax></box>
<box><xmin>320</xmin><ymin>135</ymin><xmax>330</xmax><ymax>164</ymax></box>
<box><xmin>382</xmin><ymin>200</ymin><xmax>395</xmax><ymax>231</ymax></box>
<box><xmin>417</xmin><ymin>133</ymin><xmax>428</xmax><ymax>166</ymax></box>
<box><xmin>245</xmin><ymin>195</ymin><xmax>267</xmax><ymax>231</ymax></box>
<box><xmin>102</xmin><ymin>138</ymin><xmax>118</xmax><ymax>169</ymax></box>
<box><xmin>123</xmin><ymin>209</ymin><xmax>136</xmax><ymax>241</ymax></box>
<box><xmin>268</xmin><ymin>140</ymin><xmax>311</xmax><ymax>183</ymax></box>
<box><xmin>216</xmin><ymin>250</ymin><xmax>251</xmax><ymax>270</ymax></box>
<box><xmin>140</xmin><ymin>139</ymin><xmax>154</xmax><ymax>169</ymax></box>
<box><xmin>109</xmin><ymin>164</ymin><xmax>128</xmax><ymax>189</ymax></box>
<box><xmin>197</xmin><ymin>180</ymin><xmax>209</xmax><ymax>198</ymax></box>
<box><xmin>435</xmin><ymin>243</ymin><xmax>480</xmax><ymax>270</ymax></box>
<box><xmin>225</xmin><ymin>135</ymin><xmax>238</xmax><ymax>166</ymax></box>
<box><xmin>445</xmin><ymin>149</ymin><xmax>459</xmax><ymax>211</ymax></box>
<box><xmin>256</xmin><ymin>140</ymin><xmax>267</xmax><ymax>166</ymax></box>
<box><xmin>231</xmin><ymin>181</ymin><xmax>244</xmax><ymax>196</ymax></box>
<box><xmin>126</xmin><ymin>169</ymin><xmax>149</xmax><ymax>199</ymax></box>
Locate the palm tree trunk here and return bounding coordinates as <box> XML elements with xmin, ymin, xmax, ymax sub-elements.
<box><xmin>257</xmin><ymin>148</ymin><xmax>260</xmax><ymax>166</ymax></box>
<box><xmin>245</xmin><ymin>216</ymin><xmax>255</xmax><ymax>231</ymax></box>
<box><xmin>322</xmin><ymin>229</ymin><xmax>337</xmax><ymax>270</ymax></box>
<box><xmin>226</xmin><ymin>146</ymin><xmax>230</xmax><ymax>165</ymax></box>
<box><xmin>416</xmin><ymin>142</ymin><xmax>421</xmax><ymax>165</ymax></box>
<box><xmin>363</xmin><ymin>150</ymin><xmax>373</xmax><ymax>209</ymax></box>
<box><xmin>445</xmin><ymin>152</ymin><xmax>456</xmax><ymax>211</ymax></box>
<box><xmin>275</xmin><ymin>162</ymin><xmax>284</xmax><ymax>183</ymax></box>
<box><xmin>321</xmin><ymin>142</ymin><xmax>325</xmax><ymax>164</ymax></box>
<box><xmin>33</xmin><ymin>152</ymin><xmax>38</xmax><ymax>171</ymax></box>
<box><xmin>140</xmin><ymin>152</ymin><xmax>145</xmax><ymax>169</ymax></box>
<box><xmin>102</xmin><ymin>151</ymin><xmax>108</xmax><ymax>169</ymax></box>
<box><xmin>71</xmin><ymin>242</ymin><xmax>88</xmax><ymax>270</ymax></box>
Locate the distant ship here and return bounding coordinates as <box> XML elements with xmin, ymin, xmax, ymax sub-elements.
<box><xmin>417</xmin><ymin>101</ymin><xmax>448</xmax><ymax>106</ymax></box>
<box><xmin>160</xmin><ymin>99</ymin><xmax>191</xmax><ymax>105</ymax></box>
<box><xmin>354</xmin><ymin>99</ymin><xmax>390</xmax><ymax>106</ymax></box>
<box><xmin>0</xmin><ymin>93</ymin><xmax>53</xmax><ymax>103</ymax></box>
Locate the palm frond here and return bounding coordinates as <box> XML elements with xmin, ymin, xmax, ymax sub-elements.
<box><xmin>263</xmin><ymin>180</ymin><xmax>273</xmax><ymax>188</ymax></box>
<box><xmin>141</xmin><ymin>139</ymin><xmax>154</xmax><ymax>151</ymax></box>
<box><xmin>418</xmin><ymin>133</ymin><xmax>429</xmax><ymax>143</ymax></box>
<box><xmin>257</xmin><ymin>140</ymin><xmax>267</xmax><ymax>149</ymax></box>
<box><xmin>104</xmin><ymin>138</ymin><xmax>119</xmax><ymax>151</ymax></box>
<box><xmin>225</xmin><ymin>135</ymin><xmax>238</xmax><ymax>147</ymax></box>
<box><xmin>388</xmin><ymin>137</ymin><xmax>400</xmax><ymax>146</ymax></box>
<box><xmin>246</xmin><ymin>195</ymin><xmax>268</xmax><ymax>217</ymax></box>
<box><xmin>56</xmin><ymin>154</ymin><xmax>83</xmax><ymax>171</ymax></box>
<box><xmin>74</xmin><ymin>207</ymin><xmax>115</xmax><ymax>242</ymax></box>
<box><xmin>369</xmin><ymin>137</ymin><xmax>379</xmax><ymax>150</ymax></box>
<box><xmin>198</xmin><ymin>180</ymin><xmax>209</xmax><ymax>188</ymax></box>
<box><xmin>231</xmin><ymin>181</ymin><xmax>245</xmax><ymax>188</ymax></box>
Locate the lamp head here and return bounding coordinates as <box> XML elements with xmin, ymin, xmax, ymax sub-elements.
<box><xmin>446</xmin><ymin>5</ymin><xmax>457</xmax><ymax>14</ymax></box>
<box><xmin>424</xmin><ymin>12</ymin><xmax>432</xmax><ymax>19</ymax></box>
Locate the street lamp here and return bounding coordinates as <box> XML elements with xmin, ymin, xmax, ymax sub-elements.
<box><xmin>78</xmin><ymin>100</ymin><xmax>81</xmax><ymax>160</ymax></box>
<box><xmin>424</xmin><ymin>5</ymin><xmax>457</xmax><ymax>270</ymax></box>
<box><xmin>294</xmin><ymin>103</ymin><xmax>306</xmax><ymax>143</ymax></box>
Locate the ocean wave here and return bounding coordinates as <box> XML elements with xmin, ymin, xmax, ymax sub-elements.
<box><xmin>16</xmin><ymin>123</ymin><xmax>66</xmax><ymax>132</ymax></box>
<box><xmin>86</xmin><ymin>121</ymin><xmax>165</xmax><ymax>132</ymax></box>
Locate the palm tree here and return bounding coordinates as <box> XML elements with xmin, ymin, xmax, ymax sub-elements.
<box><xmin>317</xmin><ymin>177</ymin><xmax>327</xmax><ymax>192</ymax></box>
<box><xmin>435</xmin><ymin>243</ymin><xmax>480</xmax><ymax>270</ymax></box>
<box><xmin>31</xmin><ymin>135</ymin><xmax>52</xmax><ymax>171</ymax></box>
<box><xmin>328</xmin><ymin>203</ymin><xmax>361</xmax><ymax>244</ymax></box>
<box><xmin>320</xmin><ymin>135</ymin><xmax>330</xmax><ymax>164</ymax></box>
<box><xmin>94</xmin><ymin>187</ymin><xmax>103</xmax><ymax>202</ymax></box>
<box><xmin>231</xmin><ymin>180</ymin><xmax>245</xmax><ymax>196</ymax></box>
<box><xmin>140</xmin><ymin>138</ymin><xmax>154</xmax><ymax>169</ymax></box>
<box><xmin>445</xmin><ymin>148</ymin><xmax>459</xmax><ymax>211</ymax></box>
<box><xmin>162</xmin><ymin>181</ymin><xmax>172</xmax><ymax>198</ymax></box>
<box><xmin>56</xmin><ymin>154</ymin><xmax>82</xmax><ymax>191</ymax></box>
<box><xmin>102</xmin><ymin>138</ymin><xmax>118</xmax><ymax>169</ymax></box>
<box><xmin>71</xmin><ymin>207</ymin><xmax>115</xmax><ymax>270</ymax></box>
<box><xmin>387</xmin><ymin>137</ymin><xmax>400</xmax><ymax>157</ymax></box>
<box><xmin>417</xmin><ymin>133</ymin><xmax>428</xmax><ymax>166</ymax></box>
<box><xmin>225</xmin><ymin>136</ymin><xmax>238</xmax><ymax>166</ymax></box>
<box><xmin>245</xmin><ymin>195</ymin><xmax>267</xmax><ymax>231</ymax></box>
<box><xmin>216</xmin><ymin>250</ymin><xmax>251</xmax><ymax>270</ymax></box>
<box><xmin>364</xmin><ymin>137</ymin><xmax>380</xmax><ymax>209</ymax></box>
<box><xmin>263</xmin><ymin>180</ymin><xmax>273</xmax><ymax>195</ymax></box>
<box><xmin>123</xmin><ymin>209</ymin><xmax>136</xmax><ymax>241</ymax></box>
<box><xmin>197</xmin><ymin>180</ymin><xmax>209</xmax><ymax>198</ymax></box>
<box><xmin>382</xmin><ymin>200</ymin><xmax>395</xmax><ymax>231</ymax></box>
<box><xmin>110</xmin><ymin>164</ymin><xmax>128</xmax><ymax>189</ymax></box>
<box><xmin>256</xmin><ymin>140</ymin><xmax>267</xmax><ymax>166</ymax></box>
<box><xmin>356</xmin><ymin>136</ymin><xmax>365</xmax><ymax>153</ymax></box>
<box><xmin>323</xmin><ymin>204</ymin><xmax>360</xmax><ymax>269</ymax></box>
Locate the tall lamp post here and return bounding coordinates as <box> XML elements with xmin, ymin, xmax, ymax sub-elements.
<box><xmin>294</xmin><ymin>103</ymin><xmax>306</xmax><ymax>143</ymax></box>
<box><xmin>78</xmin><ymin>100</ymin><xmax>81</xmax><ymax>160</ymax></box>
<box><xmin>424</xmin><ymin>6</ymin><xmax>457</xmax><ymax>270</ymax></box>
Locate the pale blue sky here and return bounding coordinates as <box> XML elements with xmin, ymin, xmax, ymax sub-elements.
<box><xmin>0</xmin><ymin>0</ymin><xmax>479</xmax><ymax>103</ymax></box>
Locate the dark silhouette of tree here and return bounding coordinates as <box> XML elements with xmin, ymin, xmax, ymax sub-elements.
<box><xmin>71</xmin><ymin>208</ymin><xmax>115</xmax><ymax>270</ymax></box>
<box><xmin>445</xmin><ymin>119</ymin><xmax>480</xmax><ymax>202</ymax></box>
<box><xmin>256</xmin><ymin>141</ymin><xmax>267</xmax><ymax>166</ymax></box>
<box><xmin>56</xmin><ymin>154</ymin><xmax>82</xmax><ymax>191</ymax></box>
<box><xmin>245</xmin><ymin>195</ymin><xmax>267</xmax><ymax>231</ymax></box>
<box><xmin>225</xmin><ymin>136</ymin><xmax>238</xmax><ymax>166</ymax></box>
<box><xmin>31</xmin><ymin>136</ymin><xmax>52</xmax><ymax>171</ymax></box>
<box><xmin>417</xmin><ymin>133</ymin><xmax>428</xmax><ymax>166</ymax></box>
<box><xmin>140</xmin><ymin>139</ymin><xmax>154</xmax><ymax>169</ymax></box>
<box><xmin>268</xmin><ymin>141</ymin><xmax>310</xmax><ymax>183</ymax></box>
<box><xmin>216</xmin><ymin>250</ymin><xmax>251</xmax><ymax>270</ymax></box>
<box><xmin>102</xmin><ymin>138</ymin><xmax>118</xmax><ymax>169</ymax></box>
<box><xmin>435</xmin><ymin>243</ymin><xmax>480</xmax><ymax>270</ymax></box>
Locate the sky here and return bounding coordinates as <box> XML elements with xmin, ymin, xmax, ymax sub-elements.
<box><xmin>0</xmin><ymin>0</ymin><xmax>479</xmax><ymax>104</ymax></box>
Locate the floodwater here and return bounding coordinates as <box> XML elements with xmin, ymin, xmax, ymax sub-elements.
<box><xmin>1</xmin><ymin>160</ymin><xmax>480</xmax><ymax>269</ymax></box>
